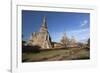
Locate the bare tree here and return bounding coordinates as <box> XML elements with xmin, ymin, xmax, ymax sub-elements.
<box><xmin>60</xmin><ymin>33</ymin><xmax>69</xmax><ymax>47</ymax></box>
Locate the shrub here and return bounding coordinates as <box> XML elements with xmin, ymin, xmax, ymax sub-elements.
<box><xmin>22</xmin><ymin>45</ymin><xmax>41</xmax><ymax>53</ymax></box>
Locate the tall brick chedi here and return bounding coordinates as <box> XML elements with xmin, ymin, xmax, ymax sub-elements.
<box><xmin>28</xmin><ymin>16</ymin><xmax>52</xmax><ymax>49</ymax></box>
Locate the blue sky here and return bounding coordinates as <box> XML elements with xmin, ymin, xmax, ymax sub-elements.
<box><xmin>22</xmin><ymin>10</ymin><xmax>90</xmax><ymax>43</ymax></box>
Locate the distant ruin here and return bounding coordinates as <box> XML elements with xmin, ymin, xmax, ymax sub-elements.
<box><xmin>27</xmin><ymin>16</ymin><xmax>78</xmax><ymax>49</ymax></box>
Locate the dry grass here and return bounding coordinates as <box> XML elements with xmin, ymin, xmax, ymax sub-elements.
<box><xmin>22</xmin><ymin>48</ymin><xmax>90</xmax><ymax>62</ymax></box>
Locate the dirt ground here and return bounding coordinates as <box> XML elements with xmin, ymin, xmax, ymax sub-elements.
<box><xmin>22</xmin><ymin>48</ymin><xmax>90</xmax><ymax>62</ymax></box>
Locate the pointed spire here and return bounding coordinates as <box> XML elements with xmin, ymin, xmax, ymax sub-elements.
<box><xmin>42</xmin><ymin>16</ymin><xmax>47</xmax><ymax>28</ymax></box>
<box><xmin>40</xmin><ymin>16</ymin><xmax>48</xmax><ymax>32</ymax></box>
<box><xmin>43</xmin><ymin>16</ymin><xmax>46</xmax><ymax>23</ymax></box>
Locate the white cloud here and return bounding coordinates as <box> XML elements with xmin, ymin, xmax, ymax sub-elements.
<box><xmin>50</xmin><ymin>28</ymin><xmax>90</xmax><ymax>42</ymax></box>
<box><xmin>67</xmin><ymin>28</ymin><xmax>90</xmax><ymax>42</ymax></box>
<box><xmin>80</xmin><ymin>20</ymin><xmax>88</xmax><ymax>27</ymax></box>
<box><xmin>68</xmin><ymin>28</ymin><xmax>89</xmax><ymax>34</ymax></box>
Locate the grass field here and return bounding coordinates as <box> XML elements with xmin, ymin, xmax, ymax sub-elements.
<box><xmin>22</xmin><ymin>48</ymin><xmax>90</xmax><ymax>62</ymax></box>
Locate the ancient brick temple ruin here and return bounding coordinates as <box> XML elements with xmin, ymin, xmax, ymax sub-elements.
<box><xmin>27</xmin><ymin>16</ymin><xmax>52</xmax><ymax>49</ymax></box>
<box><xmin>27</xmin><ymin>16</ymin><xmax>78</xmax><ymax>49</ymax></box>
